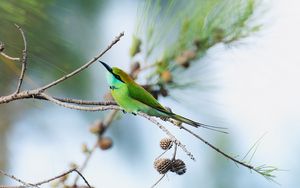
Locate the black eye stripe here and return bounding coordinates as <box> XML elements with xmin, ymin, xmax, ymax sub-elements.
<box><xmin>113</xmin><ymin>73</ymin><xmax>124</xmax><ymax>83</ymax></box>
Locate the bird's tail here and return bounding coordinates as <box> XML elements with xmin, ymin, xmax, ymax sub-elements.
<box><xmin>170</xmin><ymin>113</ymin><xmax>228</xmax><ymax>134</ymax></box>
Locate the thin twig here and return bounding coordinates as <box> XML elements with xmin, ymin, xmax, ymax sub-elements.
<box><xmin>34</xmin><ymin>168</ymin><xmax>76</xmax><ymax>186</ymax></box>
<box><xmin>179</xmin><ymin>125</ymin><xmax>254</xmax><ymax>170</ymax></box>
<box><xmin>0</xmin><ymin>31</ymin><xmax>124</xmax><ymax>104</ymax></box>
<box><xmin>73</xmin><ymin>169</ymin><xmax>92</xmax><ymax>188</ymax></box>
<box><xmin>51</xmin><ymin>97</ymin><xmax>117</xmax><ymax>106</ymax></box>
<box><xmin>14</xmin><ymin>24</ymin><xmax>28</xmax><ymax>94</ymax></box>
<box><xmin>0</xmin><ymin>168</ymin><xmax>92</xmax><ymax>188</ymax></box>
<box><xmin>172</xmin><ymin>144</ymin><xmax>178</xmax><ymax>161</ymax></box>
<box><xmin>137</xmin><ymin>112</ymin><xmax>195</xmax><ymax>161</ymax></box>
<box><xmin>150</xmin><ymin>174</ymin><xmax>166</xmax><ymax>188</ymax></box>
<box><xmin>73</xmin><ymin>142</ymin><xmax>98</xmax><ymax>185</ymax></box>
<box><xmin>0</xmin><ymin>41</ymin><xmax>20</xmax><ymax>61</ymax></box>
<box><xmin>0</xmin><ymin>92</ymin><xmax>117</xmax><ymax>106</ymax></box>
<box><xmin>0</xmin><ymin>52</ymin><xmax>20</xmax><ymax>61</ymax></box>
<box><xmin>38</xmin><ymin>32</ymin><xmax>124</xmax><ymax>92</ymax></box>
<box><xmin>40</xmin><ymin>93</ymin><xmax>120</xmax><ymax>112</ymax></box>
<box><xmin>73</xmin><ymin>110</ymin><xmax>119</xmax><ymax>186</ymax></box>
<box><xmin>0</xmin><ymin>170</ymin><xmax>33</xmax><ymax>188</ymax></box>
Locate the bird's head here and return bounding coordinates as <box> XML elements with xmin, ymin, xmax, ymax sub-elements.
<box><xmin>99</xmin><ymin>61</ymin><xmax>132</xmax><ymax>86</ymax></box>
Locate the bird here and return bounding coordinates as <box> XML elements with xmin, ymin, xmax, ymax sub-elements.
<box><xmin>99</xmin><ymin>61</ymin><xmax>226</xmax><ymax>133</ymax></box>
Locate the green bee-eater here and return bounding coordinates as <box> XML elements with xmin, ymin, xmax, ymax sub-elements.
<box><xmin>100</xmin><ymin>61</ymin><xmax>225</xmax><ymax>132</ymax></box>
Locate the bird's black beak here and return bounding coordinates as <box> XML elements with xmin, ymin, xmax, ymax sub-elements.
<box><xmin>99</xmin><ymin>61</ymin><xmax>113</xmax><ymax>74</ymax></box>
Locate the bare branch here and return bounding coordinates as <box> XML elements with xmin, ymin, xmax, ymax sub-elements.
<box><xmin>137</xmin><ymin>112</ymin><xmax>195</xmax><ymax>161</ymax></box>
<box><xmin>0</xmin><ymin>168</ymin><xmax>91</xmax><ymax>188</ymax></box>
<box><xmin>14</xmin><ymin>24</ymin><xmax>28</xmax><ymax>94</ymax></box>
<box><xmin>73</xmin><ymin>142</ymin><xmax>98</xmax><ymax>186</ymax></box>
<box><xmin>51</xmin><ymin>97</ymin><xmax>117</xmax><ymax>106</ymax></box>
<box><xmin>0</xmin><ymin>52</ymin><xmax>20</xmax><ymax>61</ymax></box>
<box><xmin>38</xmin><ymin>32</ymin><xmax>124</xmax><ymax>92</ymax></box>
<box><xmin>0</xmin><ymin>170</ymin><xmax>33</xmax><ymax>188</ymax></box>
<box><xmin>150</xmin><ymin>174</ymin><xmax>166</xmax><ymax>188</ymax></box>
<box><xmin>73</xmin><ymin>110</ymin><xmax>119</xmax><ymax>186</ymax></box>
<box><xmin>34</xmin><ymin>168</ymin><xmax>76</xmax><ymax>187</ymax></box>
<box><xmin>73</xmin><ymin>169</ymin><xmax>92</xmax><ymax>188</ymax></box>
<box><xmin>0</xmin><ymin>31</ymin><xmax>124</xmax><ymax>105</ymax></box>
<box><xmin>0</xmin><ymin>41</ymin><xmax>20</xmax><ymax>61</ymax></box>
<box><xmin>179</xmin><ymin>125</ymin><xmax>254</xmax><ymax>170</ymax></box>
<box><xmin>40</xmin><ymin>93</ymin><xmax>120</xmax><ymax>111</ymax></box>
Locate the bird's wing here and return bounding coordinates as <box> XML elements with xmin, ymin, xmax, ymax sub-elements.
<box><xmin>127</xmin><ymin>82</ymin><xmax>169</xmax><ymax>113</ymax></box>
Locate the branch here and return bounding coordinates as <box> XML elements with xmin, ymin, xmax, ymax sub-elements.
<box><xmin>73</xmin><ymin>110</ymin><xmax>119</xmax><ymax>186</ymax></box>
<box><xmin>0</xmin><ymin>52</ymin><xmax>20</xmax><ymax>61</ymax></box>
<box><xmin>0</xmin><ymin>42</ymin><xmax>20</xmax><ymax>61</ymax></box>
<box><xmin>0</xmin><ymin>170</ymin><xmax>33</xmax><ymax>188</ymax></box>
<box><xmin>14</xmin><ymin>24</ymin><xmax>28</xmax><ymax>94</ymax></box>
<box><xmin>40</xmin><ymin>93</ymin><xmax>120</xmax><ymax>112</ymax></box>
<box><xmin>137</xmin><ymin>112</ymin><xmax>195</xmax><ymax>161</ymax></box>
<box><xmin>180</xmin><ymin>125</ymin><xmax>254</xmax><ymax>168</ymax></box>
<box><xmin>150</xmin><ymin>174</ymin><xmax>166</xmax><ymax>188</ymax></box>
<box><xmin>0</xmin><ymin>168</ymin><xmax>91</xmax><ymax>188</ymax></box>
<box><xmin>38</xmin><ymin>32</ymin><xmax>124</xmax><ymax>92</ymax></box>
<box><xmin>50</xmin><ymin>97</ymin><xmax>117</xmax><ymax>106</ymax></box>
<box><xmin>0</xmin><ymin>31</ymin><xmax>124</xmax><ymax>104</ymax></box>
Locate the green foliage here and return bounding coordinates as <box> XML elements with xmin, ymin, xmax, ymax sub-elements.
<box><xmin>130</xmin><ymin>0</ymin><xmax>261</xmax><ymax>89</ymax></box>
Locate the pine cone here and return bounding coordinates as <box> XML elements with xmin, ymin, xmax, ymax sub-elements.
<box><xmin>154</xmin><ymin>158</ymin><xmax>172</xmax><ymax>174</ymax></box>
<box><xmin>98</xmin><ymin>137</ymin><xmax>113</xmax><ymax>150</ymax></box>
<box><xmin>160</xmin><ymin>138</ymin><xmax>173</xmax><ymax>150</ymax></box>
<box><xmin>171</xmin><ymin>159</ymin><xmax>186</xmax><ymax>175</ymax></box>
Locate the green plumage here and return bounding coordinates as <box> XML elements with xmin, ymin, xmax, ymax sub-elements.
<box><xmin>100</xmin><ymin>61</ymin><xmax>226</xmax><ymax>132</ymax></box>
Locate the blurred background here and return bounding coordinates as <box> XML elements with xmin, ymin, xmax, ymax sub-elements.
<box><xmin>0</xmin><ymin>0</ymin><xmax>300</xmax><ymax>187</ymax></box>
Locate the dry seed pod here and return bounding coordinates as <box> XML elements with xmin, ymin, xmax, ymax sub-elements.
<box><xmin>160</xmin><ymin>138</ymin><xmax>173</xmax><ymax>150</ymax></box>
<box><xmin>175</xmin><ymin>55</ymin><xmax>189</xmax><ymax>68</ymax></box>
<box><xmin>171</xmin><ymin>159</ymin><xmax>186</xmax><ymax>175</ymax></box>
<box><xmin>81</xmin><ymin>143</ymin><xmax>89</xmax><ymax>153</ymax></box>
<box><xmin>98</xmin><ymin>137</ymin><xmax>113</xmax><ymax>150</ymax></box>
<box><xmin>89</xmin><ymin>120</ymin><xmax>104</xmax><ymax>134</ymax></box>
<box><xmin>154</xmin><ymin>158</ymin><xmax>172</xmax><ymax>174</ymax></box>
<box><xmin>182</xmin><ymin>50</ymin><xmax>196</xmax><ymax>60</ymax></box>
<box><xmin>160</xmin><ymin>70</ymin><xmax>172</xmax><ymax>83</ymax></box>
<box><xmin>69</xmin><ymin>162</ymin><xmax>78</xmax><ymax>169</ymax></box>
<box><xmin>193</xmin><ymin>38</ymin><xmax>201</xmax><ymax>49</ymax></box>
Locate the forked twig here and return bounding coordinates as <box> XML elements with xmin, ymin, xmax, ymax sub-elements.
<box><xmin>0</xmin><ymin>31</ymin><xmax>124</xmax><ymax>105</ymax></box>
<box><xmin>73</xmin><ymin>110</ymin><xmax>119</xmax><ymax>186</ymax></box>
<box><xmin>0</xmin><ymin>168</ymin><xmax>91</xmax><ymax>188</ymax></box>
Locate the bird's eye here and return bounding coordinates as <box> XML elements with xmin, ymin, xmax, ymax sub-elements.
<box><xmin>114</xmin><ymin>74</ymin><xmax>124</xmax><ymax>83</ymax></box>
